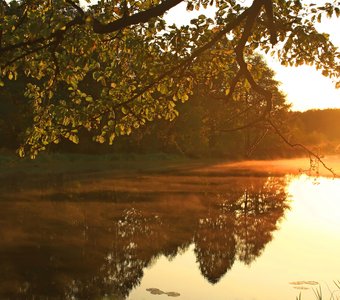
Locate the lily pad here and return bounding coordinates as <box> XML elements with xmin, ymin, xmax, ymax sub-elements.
<box><xmin>146</xmin><ymin>288</ymin><xmax>165</xmax><ymax>295</ymax></box>
<box><xmin>165</xmin><ymin>291</ymin><xmax>181</xmax><ymax>297</ymax></box>
<box><xmin>146</xmin><ymin>288</ymin><xmax>181</xmax><ymax>297</ymax></box>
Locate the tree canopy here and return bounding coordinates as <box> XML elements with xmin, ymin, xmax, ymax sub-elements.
<box><xmin>0</xmin><ymin>0</ymin><xmax>339</xmax><ymax>158</ymax></box>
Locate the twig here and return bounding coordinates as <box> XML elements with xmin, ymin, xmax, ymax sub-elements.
<box><xmin>65</xmin><ymin>0</ymin><xmax>85</xmax><ymax>16</ymax></box>
<box><xmin>268</xmin><ymin>118</ymin><xmax>336</xmax><ymax>177</ymax></box>
<box><xmin>246</xmin><ymin>128</ymin><xmax>269</xmax><ymax>157</ymax></box>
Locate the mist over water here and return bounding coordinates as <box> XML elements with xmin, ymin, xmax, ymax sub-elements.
<box><xmin>1</xmin><ymin>159</ymin><xmax>339</xmax><ymax>300</ymax></box>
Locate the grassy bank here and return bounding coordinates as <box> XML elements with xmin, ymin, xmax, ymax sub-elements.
<box><xmin>0</xmin><ymin>152</ymin><xmax>209</xmax><ymax>176</ymax></box>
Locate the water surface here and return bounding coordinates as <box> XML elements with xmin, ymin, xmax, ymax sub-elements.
<box><xmin>0</xmin><ymin>159</ymin><xmax>339</xmax><ymax>300</ymax></box>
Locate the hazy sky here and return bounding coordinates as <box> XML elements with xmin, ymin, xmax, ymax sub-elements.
<box><xmin>81</xmin><ymin>0</ymin><xmax>340</xmax><ymax>111</ymax></box>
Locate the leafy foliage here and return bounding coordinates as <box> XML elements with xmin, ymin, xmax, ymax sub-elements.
<box><xmin>129</xmin><ymin>54</ymin><xmax>291</xmax><ymax>158</ymax></box>
<box><xmin>0</xmin><ymin>0</ymin><xmax>339</xmax><ymax>157</ymax></box>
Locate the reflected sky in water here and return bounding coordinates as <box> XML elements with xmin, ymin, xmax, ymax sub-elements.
<box><xmin>0</xmin><ymin>168</ymin><xmax>340</xmax><ymax>300</ymax></box>
<box><xmin>129</xmin><ymin>175</ymin><xmax>340</xmax><ymax>300</ymax></box>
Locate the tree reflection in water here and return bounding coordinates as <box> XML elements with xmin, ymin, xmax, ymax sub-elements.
<box><xmin>194</xmin><ymin>177</ymin><xmax>289</xmax><ymax>284</ymax></box>
<box><xmin>0</xmin><ymin>175</ymin><xmax>290</xmax><ymax>299</ymax></box>
<box><xmin>194</xmin><ymin>214</ymin><xmax>237</xmax><ymax>284</ymax></box>
<box><xmin>63</xmin><ymin>208</ymin><xmax>164</xmax><ymax>300</ymax></box>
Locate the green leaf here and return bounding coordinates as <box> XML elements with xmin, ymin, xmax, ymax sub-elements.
<box><xmin>109</xmin><ymin>132</ymin><xmax>116</xmax><ymax>145</ymax></box>
<box><xmin>17</xmin><ymin>147</ymin><xmax>25</xmax><ymax>158</ymax></box>
<box><xmin>98</xmin><ymin>136</ymin><xmax>105</xmax><ymax>143</ymax></box>
<box><xmin>122</xmin><ymin>107</ymin><xmax>128</xmax><ymax>114</ymax></box>
<box><xmin>322</xmin><ymin>69</ymin><xmax>329</xmax><ymax>77</ymax></box>
<box><xmin>317</xmin><ymin>13</ymin><xmax>322</xmax><ymax>22</ymax></box>
<box><xmin>69</xmin><ymin>135</ymin><xmax>79</xmax><ymax>144</ymax></box>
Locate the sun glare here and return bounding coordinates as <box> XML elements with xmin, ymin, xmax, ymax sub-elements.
<box><xmin>266</xmin><ymin>60</ymin><xmax>340</xmax><ymax>111</ymax></box>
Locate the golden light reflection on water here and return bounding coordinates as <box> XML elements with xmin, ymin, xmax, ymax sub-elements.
<box><xmin>288</xmin><ymin>175</ymin><xmax>340</xmax><ymax>231</ymax></box>
<box><xmin>128</xmin><ymin>175</ymin><xmax>340</xmax><ymax>300</ymax></box>
<box><xmin>1</xmin><ymin>167</ymin><xmax>340</xmax><ymax>300</ymax></box>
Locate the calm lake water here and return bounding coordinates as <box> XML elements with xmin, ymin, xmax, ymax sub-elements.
<box><xmin>1</xmin><ymin>159</ymin><xmax>340</xmax><ymax>300</ymax></box>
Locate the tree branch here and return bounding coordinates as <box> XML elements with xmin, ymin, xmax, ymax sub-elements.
<box><xmin>268</xmin><ymin>118</ymin><xmax>336</xmax><ymax>177</ymax></box>
<box><xmin>31</xmin><ymin>6</ymin><xmax>252</xmax><ymax>144</ymax></box>
<box><xmin>0</xmin><ymin>0</ymin><xmax>183</xmax><ymax>58</ymax></box>
<box><xmin>110</xmin><ymin>7</ymin><xmax>251</xmax><ymax>110</ymax></box>
<box><xmin>225</xmin><ymin>70</ymin><xmax>242</xmax><ymax>101</ymax></box>
<box><xmin>65</xmin><ymin>0</ymin><xmax>85</xmax><ymax>16</ymax></box>
<box><xmin>229</xmin><ymin>0</ymin><xmax>274</xmax><ymax>129</ymax></box>
<box><xmin>263</xmin><ymin>0</ymin><xmax>277</xmax><ymax>45</ymax></box>
<box><xmin>0</xmin><ymin>16</ymin><xmax>84</xmax><ymax>55</ymax></box>
<box><xmin>246</xmin><ymin>128</ymin><xmax>269</xmax><ymax>157</ymax></box>
<box><xmin>3</xmin><ymin>40</ymin><xmax>58</xmax><ymax>68</ymax></box>
<box><xmin>92</xmin><ymin>0</ymin><xmax>183</xmax><ymax>33</ymax></box>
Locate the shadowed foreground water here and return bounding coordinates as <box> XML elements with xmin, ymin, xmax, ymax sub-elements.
<box><xmin>0</xmin><ymin>164</ymin><xmax>340</xmax><ymax>300</ymax></box>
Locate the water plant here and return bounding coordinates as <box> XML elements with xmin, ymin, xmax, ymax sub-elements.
<box><xmin>296</xmin><ymin>281</ymin><xmax>340</xmax><ymax>300</ymax></box>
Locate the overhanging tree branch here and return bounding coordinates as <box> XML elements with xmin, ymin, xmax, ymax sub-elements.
<box><xmin>235</xmin><ymin>0</ymin><xmax>273</xmax><ymax>112</ymax></box>
<box><xmin>109</xmin><ymin>7</ymin><xmax>251</xmax><ymax>110</ymax></box>
<box><xmin>65</xmin><ymin>0</ymin><xmax>85</xmax><ymax>16</ymax></box>
<box><xmin>223</xmin><ymin>0</ymin><xmax>274</xmax><ymax>131</ymax></box>
<box><xmin>263</xmin><ymin>0</ymin><xmax>277</xmax><ymax>44</ymax></box>
<box><xmin>25</xmin><ymin>6</ymin><xmax>252</xmax><ymax>146</ymax></box>
<box><xmin>92</xmin><ymin>0</ymin><xmax>183</xmax><ymax>33</ymax></box>
<box><xmin>268</xmin><ymin>118</ymin><xmax>336</xmax><ymax>177</ymax></box>
<box><xmin>0</xmin><ymin>16</ymin><xmax>84</xmax><ymax>55</ymax></box>
<box><xmin>0</xmin><ymin>0</ymin><xmax>184</xmax><ymax>56</ymax></box>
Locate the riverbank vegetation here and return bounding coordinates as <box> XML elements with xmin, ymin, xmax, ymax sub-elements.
<box><xmin>1</xmin><ymin>1</ymin><xmax>339</xmax><ymax>160</ymax></box>
<box><xmin>1</xmin><ymin>71</ymin><xmax>340</xmax><ymax>160</ymax></box>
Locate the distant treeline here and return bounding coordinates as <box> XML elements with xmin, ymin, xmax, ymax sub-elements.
<box><xmin>47</xmin><ymin>107</ymin><xmax>340</xmax><ymax>158</ymax></box>
<box><xmin>290</xmin><ymin>109</ymin><xmax>340</xmax><ymax>148</ymax></box>
<box><xmin>105</xmin><ymin>107</ymin><xmax>340</xmax><ymax>159</ymax></box>
<box><xmin>1</xmin><ymin>79</ymin><xmax>339</xmax><ymax>159</ymax></box>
